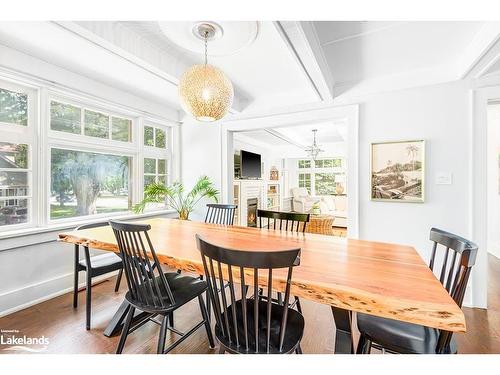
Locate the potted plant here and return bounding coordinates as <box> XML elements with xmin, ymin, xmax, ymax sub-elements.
<box><xmin>311</xmin><ymin>202</ymin><xmax>321</xmax><ymax>216</ymax></box>
<box><xmin>133</xmin><ymin>175</ymin><xmax>219</xmax><ymax>220</ymax></box>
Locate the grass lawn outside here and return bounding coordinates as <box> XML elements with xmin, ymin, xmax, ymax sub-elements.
<box><xmin>50</xmin><ymin>205</ymin><xmax>127</xmax><ymax>219</ymax></box>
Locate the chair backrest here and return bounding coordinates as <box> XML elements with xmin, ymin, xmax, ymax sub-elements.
<box><xmin>109</xmin><ymin>220</ymin><xmax>175</xmax><ymax>308</ymax></box>
<box><xmin>428</xmin><ymin>227</ymin><xmax>478</xmax><ymax>353</ymax></box>
<box><xmin>257</xmin><ymin>209</ymin><xmax>310</xmax><ymax>233</ymax></box>
<box><xmin>205</xmin><ymin>203</ymin><xmax>237</xmax><ymax>225</ymax></box>
<box><xmin>196</xmin><ymin>234</ymin><xmax>301</xmax><ymax>353</ymax></box>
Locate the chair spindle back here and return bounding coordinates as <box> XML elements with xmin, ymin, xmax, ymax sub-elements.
<box><xmin>257</xmin><ymin>209</ymin><xmax>310</xmax><ymax>233</ymax></box>
<box><xmin>196</xmin><ymin>234</ymin><xmax>301</xmax><ymax>353</ymax></box>
<box><xmin>205</xmin><ymin>204</ymin><xmax>238</xmax><ymax>225</ymax></box>
<box><xmin>110</xmin><ymin>220</ymin><xmax>174</xmax><ymax>309</ymax></box>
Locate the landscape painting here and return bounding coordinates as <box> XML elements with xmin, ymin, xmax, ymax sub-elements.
<box><xmin>371</xmin><ymin>140</ymin><xmax>425</xmax><ymax>202</ymax></box>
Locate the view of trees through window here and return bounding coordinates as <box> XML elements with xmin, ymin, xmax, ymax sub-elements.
<box><xmin>297</xmin><ymin>158</ymin><xmax>346</xmax><ymax>195</ymax></box>
<box><xmin>144</xmin><ymin>125</ymin><xmax>166</xmax><ymax>149</ymax></box>
<box><xmin>0</xmin><ymin>87</ymin><xmax>28</xmax><ymax>126</ymax></box>
<box><xmin>50</xmin><ymin>101</ymin><xmax>132</xmax><ymax>142</ymax></box>
<box><xmin>50</xmin><ymin>148</ymin><xmax>131</xmax><ymax>220</ymax></box>
<box><xmin>0</xmin><ymin>142</ymin><xmax>29</xmax><ymax>227</ymax></box>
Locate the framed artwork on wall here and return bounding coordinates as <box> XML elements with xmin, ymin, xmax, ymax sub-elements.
<box><xmin>370</xmin><ymin>140</ymin><xmax>425</xmax><ymax>202</ymax></box>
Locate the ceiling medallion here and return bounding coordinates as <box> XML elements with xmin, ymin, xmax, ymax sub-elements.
<box><xmin>178</xmin><ymin>22</ymin><xmax>234</xmax><ymax>122</ymax></box>
<box><xmin>305</xmin><ymin>129</ymin><xmax>324</xmax><ymax>160</ymax></box>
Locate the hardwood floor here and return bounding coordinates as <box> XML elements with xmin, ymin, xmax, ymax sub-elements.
<box><xmin>0</xmin><ymin>254</ymin><xmax>499</xmax><ymax>354</ymax></box>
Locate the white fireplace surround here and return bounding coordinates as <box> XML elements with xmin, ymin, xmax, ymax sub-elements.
<box><xmin>234</xmin><ymin>180</ymin><xmax>265</xmax><ymax>227</ymax></box>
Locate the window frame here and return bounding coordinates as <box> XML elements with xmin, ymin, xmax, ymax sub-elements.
<box><xmin>0</xmin><ymin>78</ymin><xmax>37</xmax><ymax>233</ymax></box>
<box><xmin>141</xmin><ymin>121</ymin><xmax>173</xmax><ymax>212</ymax></box>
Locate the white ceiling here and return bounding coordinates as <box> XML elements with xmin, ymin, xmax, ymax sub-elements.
<box><xmin>78</xmin><ymin>21</ymin><xmax>320</xmax><ymax>113</ymax></box>
<box><xmin>313</xmin><ymin>21</ymin><xmax>487</xmax><ymax>90</ymax></box>
<box><xmin>0</xmin><ymin>21</ymin><xmax>499</xmax><ymax>120</ymax></box>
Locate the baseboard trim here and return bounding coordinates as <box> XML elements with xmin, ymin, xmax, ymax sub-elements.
<box><xmin>0</xmin><ymin>254</ymin><xmax>120</xmax><ymax>318</ymax></box>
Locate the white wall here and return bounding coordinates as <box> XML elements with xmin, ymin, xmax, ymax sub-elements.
<box><xmin>180</xmin><ymin>117</ymin><xmax>223</xmax><ymax>221</ymax></box>
<box><xmin>487</xmin><ymin>103</ymin><xmax>500</xmax><ymax>259</ymax></box>
<box><xmin>357</xmin><ymin>80</ymin><xmax>471</xmax><ymax>260</ymax></box>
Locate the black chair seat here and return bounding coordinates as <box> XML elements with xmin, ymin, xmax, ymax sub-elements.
<box><xmin>126</xmin><ymin>272</ymin><xmax>208</xmax><ymax>314</ymax></box>
<box><xmin>215</xmin><ymin>299</ymin><xmax>305</xmax><ymax>354</ymax></box>
<box><xmin>357</xmin><ymin>313</ymin><xmax>457</xmax><ymax>354</ymax></box>
<box><xmin>78</xmin><ymin>253</ymin><xmax>122</xmax><ymax>276</ymax></box>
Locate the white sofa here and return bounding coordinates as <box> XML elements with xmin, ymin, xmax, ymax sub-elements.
<box><xmin>319</xmin><ymin>195</ymin><xmax>347</xmax><ymax>228</ymax></box>
<box><xmin>290</xmin><ymin>188</ymin><xmax>347</xmax><ymax>228</ymax></box>
<box><xmin>291</xmin><ymin>187</ymin><xmax>320</xmax><ymax>213</ymax></box>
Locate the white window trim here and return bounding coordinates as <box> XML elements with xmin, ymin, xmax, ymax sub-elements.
<box><xmin>0</xmin><ymin>76</ymin><xmax>180</xmax><ymax>239</ymax></box>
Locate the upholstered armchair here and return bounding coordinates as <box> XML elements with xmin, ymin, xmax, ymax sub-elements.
<box><xmin>290</xmin><ymin>187</ymin><xmax>320</xmax><ymax>213</ymax></box>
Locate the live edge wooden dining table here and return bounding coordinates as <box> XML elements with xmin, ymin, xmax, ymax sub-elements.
<box><xmin>58</xmin><ymin>217</ymin><xmax>466</xmax><ymax>354</ymax></box>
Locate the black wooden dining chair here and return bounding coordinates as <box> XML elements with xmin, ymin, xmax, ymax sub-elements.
<box><xmin>205</xmin><ymin>203</ymin><xmax>237</xmax><ymax>225</ymax></box>
<box><xmin>73</xmin><ymin>221</ymin><xmax>123</xmax><ymax>330</ymax></box>
<box><xmin>109</xmin><ymin>220</ymin><xmax>214</xmax><ymax>354</ymax></box>
<box><xmin>257</xmin><ymin>209</ymin><xmax>309</xmax><ymax>312</ymax></box>
<box><xmin>356</xmin><ymin>227</ymin><xmax>478</xmax><ymax>354</ymax></box>
<box><xmin>196</xmin><ymin>234</ymin><xmax>305</xmax><ymax>354</ymax></box>
<box><xmin>257</xmin><ymin>209</ymin><xmax>310</xmax><ymax>233</ymax></box>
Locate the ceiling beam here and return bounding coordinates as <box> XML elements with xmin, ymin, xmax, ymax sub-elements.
<box><xmin>274</xmin><ymin>21</ymin><xmax>334</xmax><ymax>102</ymax></box>
<box><xmin>457</xmin><ymin>22</ymin><xmax>500</xmax><ymax>79</ymax></box>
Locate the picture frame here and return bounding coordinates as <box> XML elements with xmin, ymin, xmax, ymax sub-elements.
<box><xmin>370</xmin><ymin>140</ymin><xmax>425</xmax><ymax>203</ymax></box>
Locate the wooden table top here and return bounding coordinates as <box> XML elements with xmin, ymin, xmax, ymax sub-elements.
<box><xmin>58</xmin><ymin>218</ymin><xmax>465</xmax><ymax>332</ymax></box>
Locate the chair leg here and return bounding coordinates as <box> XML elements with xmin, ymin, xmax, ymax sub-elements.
<box><xmin>73</xmin><ymin>245</ymin><xmax>79</xmax><ymax>308</ymax></box>
<box><xmin>295</xmin><ymin>296</ymin><xmax>302</xmax><ymax>313</ymax></box>
<box><xmin>157</xmin><ymin>314</ymin><xmax>169</xmax><ymax>354</ymax></box>
<box><xmin>205</xmin><ymin>290</ymin><xmax>211</xmax><ymax>322</ymax></box>
<box><xmin>116</xmin><ymin>306</ymin><xmax>135</xmax><ymax>354</ymax></box>
<box><xmin>168</xmin><ymin>312</ymin><xmax>174</xmax><ymax>328</ymax></box>
<box><xmin>198</xmin><ymin>295</ymin><xmax>215</xmax><ymax>348</ymax></box>
<box><xmin>114</xmin><ymin>269</ymin><xmax>123</xmax><ymax>292</ymax></box>
<box><xmin>73</xmin><ymin>270</ymin><xmax>79</xmax><ymax>309</ymax></box>
<box><xmin>356</xmin><ymin>334</ymin><xmax>372</xmax><ymax>354</ymax></box>
<box><xmin>295</xmin><ymin>344</ymin><xmax>303</xmax><ymax>354</ymax></box>
<box><xmin>85</xmin><ymin>271</ymin><xmax>92</xmax><ymax>330</ymax></box>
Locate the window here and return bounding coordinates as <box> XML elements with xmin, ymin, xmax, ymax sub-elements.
<box><xmin>144</xmin><ymin>125</ymin><xmax>167</xmax><ymax>149</ymax></box>
<box><xmin>0</xmin><ymin>87</ymin><xmax>28</xmax><ymax>126</ymax></box>
<box><xmin>298</xmin><ymin>160</ymin><xmax>311</xmax><ymax>168</ymax></box>
<box><xmin>143</xmin><ymin>122</ymin><xmax>171</xmax><ymax>210</ymax></box>
<box><xmin>298</xmin><ymin>173</ymin><xmax>311</xmax><ymax>193</ymax></box>
<box><xmin>50</xmin><ymin>101</ymin><xmax>132</xmax><ymax>143</ymax></box>
<box><xmin>50</xmin><ymin>149</ymin><xmax>131</xmax><ymax>220</ymax></box>
<box><xmin>0</xmin><ymin>142</ymin><xmax>30</xmax><ymax>227</ymax></box>
<box><xmin>0</xmin><ymin>76</ymin><xmax>177</xmax><ymax>235</ymax></box>
<box><xmin>314</xmin><ymin>173</ymin><xmax>336</xmax><ymax>195</ymax></box>
<box><xmin>144</xmin><ymin>158</ymin><xmax>168</xmax><ymax>190</ymax></box>
<box><xmin>297</xmin><ymin>158</ymin><xmax>346</xmax><ymax>196</ymax></box>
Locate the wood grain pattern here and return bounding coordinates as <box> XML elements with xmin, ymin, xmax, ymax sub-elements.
<box><xmin>58</xmin><ymin>218</ymin><xmax>466</xmax><ymax>332</ymax></box>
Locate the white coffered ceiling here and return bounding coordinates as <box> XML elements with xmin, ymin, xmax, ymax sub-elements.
<box><xmin>235</xmin><ymin>121</ymin><xmax>347</xmax><ymax>150</ymax></box>
<box><xmin>0</xmin><ymin>20</ymin><xmax>499</xmax><ymax>120</ymax></box>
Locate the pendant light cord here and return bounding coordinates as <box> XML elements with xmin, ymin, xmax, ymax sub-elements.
<box><xmin>204</xmin><ymin>31</ymin><xmax>208</xmax><ymax>66</ymax></box>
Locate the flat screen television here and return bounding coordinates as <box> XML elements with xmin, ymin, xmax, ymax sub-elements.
<box><xmin>240</xmin><ymin>150</ymin><xmax>262</xmax><ymax>179</ymax></box>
